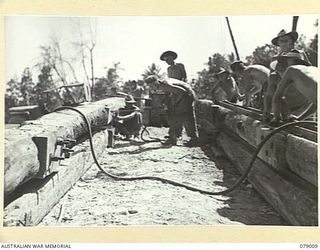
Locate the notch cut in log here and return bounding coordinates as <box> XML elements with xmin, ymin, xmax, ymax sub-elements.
<box><xmin>4</xmin><ymin>97</ymin><xmax>125</xmax><ymax>198</ymax></box>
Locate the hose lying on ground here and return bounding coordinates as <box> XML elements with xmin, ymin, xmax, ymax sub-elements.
<box><xmin>55</xmin><ymin>106</ymin><xmax>317</xmax><ymax>196</ymax></box>
<box><xmin>140</xmin><ymin>125</ymin><xmax>163</xmax><ymax>143</ymax></box>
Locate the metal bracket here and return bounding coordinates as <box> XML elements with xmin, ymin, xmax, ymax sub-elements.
<box><xmin>32</xmin><ymin>136</ymin><xmax>76</xmax><ymax>179</ymax></box>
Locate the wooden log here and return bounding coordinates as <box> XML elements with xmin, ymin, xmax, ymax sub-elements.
<box><xmin>216</xmin><ymin>101</ymin><xmax>317</xmax><ymax>142</ymax></box>
<box><xmin>195</xmin><ymin>100</ymin><xmax>222</xmax><ymax>141</ymax></box>
<box><xmin>256</xmin><ymin>128</ymin><xmax>287</xmax><ymax>171</ymax></box>
<box><xmin>194</xmin><ymin>101</ymin><xmax>318</xmax><ymax>225</ymax></box>
<box><xmin>195</xmin><ymin>99</ymin><xmax>214</xmax><ymax>123</ymax></box>
<box><xmin>211</xmin><ymin>105</ymin><xmax>229</xmax><ymax>125</ymax></box>
<box><xmin>285</xmin><ymin>135</ymin><xmax>318</xmax><ymax>186</ymax></box>
<box><xmin>4</xmin><ymin>131</ymin><xmax>107</xmax><ymax>226</ymax></box>
<box><xmin>215</xmin><ymin>107</ymin><xmax>317</xmax><ymax>184</ymax></box>
<box><xmin>222</xmin><ymin>111</ymin><xmax>268</xmax><ymax>147</ymax></box>
<box><xmin>223</xmin><ymin>113</ymin><xmax>288</xmax><ymax>170</ymax></box>
<box><xmin>4</xmin><ymin>97</ymin><xmax>125</xmax><ymax>197</ymax></box>
<box><xmin>4</xmin><ymin>129</ymin><xmax>40</xmax><ymax>197</ymax></box>
<box><xmin>216</xmin><ymin>132</ymin><xmax>317</xmax><ymax>226</ymax></box>
<box><xmin>19</xmin><ymin>97</ymin><xmax>125</xmax><ymax>140</ymax></box>
<box><xmin>198</xmin><ymin>118</ymin><xmax>219</xmax><ymax>135</ymax></box>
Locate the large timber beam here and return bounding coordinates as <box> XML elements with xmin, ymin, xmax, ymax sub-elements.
<box><xmin>4</xmin><ymin>97</ymin><xmax>125</xmax><ymax>198</ymax></box>
<box><xmin>4</xmin><ymin>131</ymin><xmax>108</xmax><ymax>226</ymax></box>
<box><xmin>217</xmin><ymin>132</ymin><xmax>317</xmax><ymax>226</ymax></box>
<box><xmin>208</xmin><ymin>103</ymin><xmax>317</xmax><ymax>187</ymax></box>
<box><xmin>195</xmin><ymin>100</ymin><xmax>318</xmax><ymax>226</ymax></box>
<box><xmin>4</xmin><ymin>130</ymin><xmax>40</xmax><ymax>197</ymax></box>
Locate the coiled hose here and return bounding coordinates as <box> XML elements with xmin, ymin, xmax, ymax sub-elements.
<box><xmin>55</xmin><ymin>106</ymin><xmax>317</xmax><ymax>196</ymax></box>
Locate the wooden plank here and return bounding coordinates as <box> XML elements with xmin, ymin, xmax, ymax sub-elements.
<box><xmin>211</xmin><ymin>105</ymin><xmax>318</xmax><ymax>185</ymax></box>
<box><xmin>4</xmin><ymin>131</ymin><xmax>107</xmax><ymax>226</ymax></box>
<box><xmin>195</xmin><ymin>100</ymin><xmax>220</xmax><ymax>138</ymax></box>
<box><xmin>216</xmin><ymin>101</ymin><xmax>317</xmax><ymax>142</ymax></box>
<box><xmin>256</xmin><ymin>127</ymin><xmax>288</xmax><ymax>171</ymax></box>
<box><xmin>222</xmin><ymin>113</ymin><xmax>288</xmax><ymax>170</ymax></box>
<box><xmin>216</xmin><ymin>101</ymin><xmax>262</xmax><ymax>121</ymax></box>
<box><xmin>216</xmin><ymin>132</ymin><xmax>317</xmax><ymax>226</ymax></box>
<box><xmin>285</xmin><ymin>135</ymin><xmax>318</xmax><ymax>186</ymax></box>
<box><xmin>195</xmin><ymin>99</ymin><xmax>215</xmax><ymax>123</ymax></box>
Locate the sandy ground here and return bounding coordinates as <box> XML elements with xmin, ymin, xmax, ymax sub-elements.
<box><xmin>40</xmin><ymin>127</ymin><xmax>287</xmax><ymax>226</ymax></box>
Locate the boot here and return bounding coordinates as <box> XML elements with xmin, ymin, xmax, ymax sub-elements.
<box><xmin>184</xmin><ymin>137</ymin><xmax>198</xmax><ymax>147</ymax></box>
<box><xmin>161</xmin><ymin>138</ymin><xmax>177</xmax><ymax>146</ymax></box>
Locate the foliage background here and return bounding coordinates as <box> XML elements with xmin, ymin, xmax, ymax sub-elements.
<box><xmin>4</xmin><ymin>19</ymin><xmax>318</xmax><ymax>122</ymax></box>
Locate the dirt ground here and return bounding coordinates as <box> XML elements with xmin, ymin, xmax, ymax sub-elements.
<box><xmin>40</xmin><ymin>127</ymin><xmax>287</xmax><ymax>226</ymax></box>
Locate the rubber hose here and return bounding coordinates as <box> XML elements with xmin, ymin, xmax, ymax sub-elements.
<box><xmin>55</xmin><ymin>106</ymin><xmax>317</xmax><ymax>196</ymax></box>
<box><xmin>140</xmin><ymin>125</ymin><xmax>162</xmax><ymax>143</ymax></box>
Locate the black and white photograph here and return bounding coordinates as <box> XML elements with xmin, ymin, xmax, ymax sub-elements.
<box><xmin>3</xmin><ymin>13</ymin><xmax>318</xmax><ymax>232</ymax></box>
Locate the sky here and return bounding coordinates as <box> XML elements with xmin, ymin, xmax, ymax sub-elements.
<box><xmin>4</xmin><ymin>15</ymin><xmax>319</xmax><ymax>84</ymax></box>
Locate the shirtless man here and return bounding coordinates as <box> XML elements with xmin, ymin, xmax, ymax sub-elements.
<box><xmin>160</xmin><ymin>51</ymin><xmax>187</xmax><ymax>82</ymax></box>
<box><xmin>271</xmin><ymin>60</ymin><xmax>317</xmax><ymax>123</ymax></box>
<box><xmin>211</xmin><ymin>68</ymin><xmax>243</xmax><ymax>103</ymax></box>
<box><xmin>230</xmin><ymin>61</ymin><xmax>270</xmax><ymax>107</ymax></box>
<box><xmin>130</xmin><ymin>80</ymin><xmax>144</xmax><ymax>107</ymax></box>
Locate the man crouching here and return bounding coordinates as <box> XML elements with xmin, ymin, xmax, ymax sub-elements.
<box><xmin>112</xmin><ymin>95</ymin><xmax>142</xmax><ymax>140</ymax></box>
<box><xmin>145</xmin><ymin>76</ymin><xmax>199</xmax><ymax>146</ymax></box>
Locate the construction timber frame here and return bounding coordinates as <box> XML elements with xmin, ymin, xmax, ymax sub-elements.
<box><xmin>3</xmin><ymin>97</ymin><xmax>318</xmax><ymax>226</ymax></box>
<box><xmin>196</xmin><ymin>100</ymin><xmax>317</xmax><ymax>226</ymax></box>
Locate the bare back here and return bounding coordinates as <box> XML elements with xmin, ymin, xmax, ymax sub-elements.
<box><xmin>240</xmin><ymin>65</ymin><xmax>270</xmax><ymax>107</ymax></box>
<box><xmin>244</xmin><ymin>65</ymin><xmax>270</xmax><ymax>86</ymax></box>
<box><xmin>272</xmin><ymin>65</ymin><xmax>318</xmax><ymax>121</ymax></box>
<box><xmin>280</xmin><ymin>65</ymin><xmax>317</xmax><ymax>104</ymax></box>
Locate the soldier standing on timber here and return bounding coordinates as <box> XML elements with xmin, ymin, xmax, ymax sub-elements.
<box><xmin>145</xmin><ymin>76</ymin><xmax>198</xmax><ymax>146</ymax></box>
<box><xmin>160</xmin><ymin>50</ymin><xmax>187</xmax><ymax>137</ymax></box>
<box><xmin>271</xmin><ymin>29</ymin><xmax>310</xmax><ymax>63</ymax></box>
<box><xmin>263</xmin><ymin>29</ymin><xmax>311</xmax><ymax>122</ymax></box>
<box><xmin>230</xmin><ymin>61</ymin><xmax>270</xmax><ymax>108</ymax></box>
<box><xmin>112</xmin><ymin>95</ymin><xmax>142</xmax><ymax>140</ymax></box>
<box><xmin>160</xmin><ymin>50</ymin><xmax>187</xmax><ymax>82</ymax></box>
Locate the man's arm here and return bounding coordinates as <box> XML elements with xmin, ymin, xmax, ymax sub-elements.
<box><xmin>263</xmin><ymin>73</ymin><xmax>280</xmax><ymax>120</ymax></box>
<box><xmin>272</xmin><ymin>67</ymin><xmax>295</xmax><ymax>121</ymax></box>
<box><xmin>231</xmin><ymin>78</ymin><xmax>243</xmax><ymax>98</ymax></box>
<box><xmin>160</xmin><ymin>81</ymin><xmax>187</xmax><ymax>95</ymax></box>
<box><xmin>241</xmin><ymin>73</ymin><xmax>255</xmax><ymax>106</ymax></box>
<box><xmin>300</xmin><ymin>50</ymin><xmax>312</xmax><ymax>65</ymax></box>
<box><xmin>210</xmin><ymin>82</ymin><xmax>222</xmax><ymax>103</ymax></box>
<box><xmin>117</xmin><ymin>106</ymin><xmax>140</xmax><ymax>120</ymax></box>
<box><xmin>295</xmin><ymin>103</ymin><xmax>317</xmax><ymax>120</ymax></box>
<box><xmin>179</xmin><ymin>63</ymin><xmax>187</xmax><ymax>82</ymax></box>
<box><xmin>247</xmin><ymin>84</ymin><xmax>262</xmax><ymax>97</ymax></box>
<box><xmin>117</xmin><ymin>111</ymin><xmax>140</xmax><ymax>120</ymax></box>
